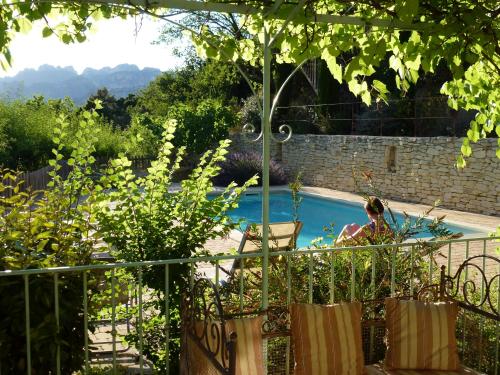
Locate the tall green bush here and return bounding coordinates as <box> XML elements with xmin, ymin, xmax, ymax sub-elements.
<box><xmin>167</xmin><ymin>99</ymin><xmax>238</xmax><ymax>155</ymax></box>
<box><xmin>0</xmin><ymin>100</ymin><xmax>56</xmax><ymax>170</ymax></box>
<box><xmin>0</xmin><ymin>98</ymin><xmax>159</xmax><ymax>171</ymax></box>
<box><xmin>94</xmin><ymin>119</ymin><xmax>257</xmax><ymax>372</ymax></box>
<box><xmin>122</xmin><ymin>113</ymin><xmax>164</xmax><ymax>158</ymax></box>
<box><xmin>0</xmin><ymin>108</ymin><xmax>103</xmax><ymax>374</ymax></box>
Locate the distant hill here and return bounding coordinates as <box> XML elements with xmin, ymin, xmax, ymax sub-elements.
<box><xmin>0</xmin><ymin>64</ymin><xmax>162</xmax><ymax>105</ymax></box>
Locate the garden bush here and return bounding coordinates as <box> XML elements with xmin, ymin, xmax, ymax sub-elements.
<box><xmin>239</xmin><ymin>94</ymin><xmax>261</xmax><ymax>130</ymax></box>
<box><xmin>213</xmin><ymin>151</ymin><xmax>288</xmax><ymax>187</ymax></box>
<box><xmin>122</xmin><ymin>113</ymin><xmax>163</xmax><ymax>158</ymax></box>
<box><xmin>0</xmin><ymin>98</ymin><xmax>158</xmax><ymax>171</ymax></box>
<box><xmin>93</xmin><ymin>121</ymin><xmax>257</xmax><ymax>372</ymax></box>
<box><xmin>166</xmin><ymin>98</ymin><xmax>238</xmax><ymax>155</ymax></box>
<box><xmin>0</xmin><ymin>108</ymin><xmax>104</xmax><ymax>374</ymax></box>
<box><xmin>0</xmin><ymin>99</ymin><xmax>56</xmax><ymax>170</ymax></box>
<box><xmin>0</xmin><ymin>105</ymin><xmax>255</xmax><ymax>373</ymax></box>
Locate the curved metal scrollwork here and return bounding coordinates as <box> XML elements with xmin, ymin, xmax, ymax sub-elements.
<box><xmin>441</xmin><ymin>255</ymin><xmax>499</xmax><ymax>319</ymax></box>
<box><xmin>241</xmin><ymin>123</ymin><xmax>293</xmax><ymax>144</ymax></box>
<box><xmin>417</xmin><ymin>284</ymin><xmax>440</xmax><ymax>302</ymax></box>
<box><xmin>242</xmin><ymin>123</ymin><xmax>263</xmax><ymax>142</ymax></box>
<box><xmin>270</xmin><ymin>124</ymin><xmax>293</xmax><ymax>144</ymax></box>
<box><xmin>183</xmin><ymin>278</ymin><xmax>236</xmax><ymax>373</ymax></box>
<box><xmin>262</xmin><ymin>306</ymin><xmax>290</xmax><ymax>337</ymax></box>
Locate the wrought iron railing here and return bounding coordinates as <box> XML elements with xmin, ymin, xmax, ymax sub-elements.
<box><xmin>274</xmin><ymin>96</ymin><xmax>465</xmax><ymax>137</ymax></box>
<box><xmin>0</xmin><ymin>236</ymin><xmax>498</xmax><ymax>374</ymax></box>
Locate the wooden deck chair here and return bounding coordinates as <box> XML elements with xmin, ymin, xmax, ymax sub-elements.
<box><xmin>220</xmin><ymin>221</ymin><xmax>303</xmax><ymax>283</ymax></box>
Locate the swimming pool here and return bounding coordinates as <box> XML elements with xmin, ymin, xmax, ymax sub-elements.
<box><xmin>228</xmin><ymin>192</ymin><xmax>482</xmax><ymax>248</ymax></box>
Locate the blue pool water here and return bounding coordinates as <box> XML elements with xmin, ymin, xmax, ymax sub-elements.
<box><xmin>228</xmin><ymin>192</ymin><xmax>481</xmax><ymax>248</ymax></box>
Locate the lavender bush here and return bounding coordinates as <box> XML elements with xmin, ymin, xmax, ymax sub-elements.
<box><xmin>213</xmin><ymin>151</ymin><xmax>288</xmax><ymax>186</ymax></box>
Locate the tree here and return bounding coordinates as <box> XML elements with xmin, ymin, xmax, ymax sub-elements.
<box><xmin>0</xmin><ymin>3</ymin><xmax>498</xmax><ymax>159</ymax></box>
<box><xmin>134</xmin><ymin>51</ymin><xmax>251</xmax><ymax>117</ymax></box>
<box><xmin>85</xmin><ymin>88</ymin><xmax>135</xmax><ymax>129</ymax></box>
<box><xmin>185</xmin><ymin>0</ymin><xmax>500</xmax><ymax>166</ymax></box>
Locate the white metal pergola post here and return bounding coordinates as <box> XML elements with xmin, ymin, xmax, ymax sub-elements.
<box><xmin>261</xmin><ymin>24</ymin><xmax>271</xmax><ymax>310</ymax></box>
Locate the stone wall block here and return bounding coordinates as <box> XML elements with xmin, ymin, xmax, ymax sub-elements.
<box><xmin>229</xmin><ymin>134</ymin><xmax>498</xmax><ymax>215</ymax></box>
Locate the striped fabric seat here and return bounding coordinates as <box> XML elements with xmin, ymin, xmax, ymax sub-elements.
<box><xmin>185</xmin><ymin>316</ymin><xmax>264</xmax><ymax>375</ymax></box>
<box><xmin>385</xmin><ymin>298</ymin><xmax>460</xmax><ymax>371</ymax></box>
<box><xmin>290</xmin><ymin>302</ymin><xmax>365</xmax><ymax>375</ymax></box>
<box><xmin>227</xmin><ymin>316</ymin><xmax>265</xmax><ymax>375</ymax></box>
<box><xmin>366</xmin><ymin>363</ymin><xmax>483</xmax><ymax>375</ymax></box>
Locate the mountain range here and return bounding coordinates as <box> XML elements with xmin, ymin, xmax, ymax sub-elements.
<box><xmin>0</xmin><ymin>64</ymin><xmax>162</xmax><ymax>105</ymax></box>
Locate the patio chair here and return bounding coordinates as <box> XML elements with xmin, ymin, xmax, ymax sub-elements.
<box><xmin>220</xmin><ymin>221</ymin><xmax>303</xmax><ymax>282</ymax></box>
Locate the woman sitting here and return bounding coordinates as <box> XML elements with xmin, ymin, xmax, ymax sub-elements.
<box><xmin>335</xmin><ymin>197</ymin><xmax>393</xmax><ymax>245</ymax></box>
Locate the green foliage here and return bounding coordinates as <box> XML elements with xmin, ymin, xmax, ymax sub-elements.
<box><xmin>94</xmin><ymin>119</ymin><xmax>257</xmax><ymax>265</ymax></box>
<box><xmin>1</xmin><ymin>1</ymin><xmax>498</xmax><ymax>163</ymax></box>
<box><xmin>185</xmin><ymin>1</ymin><xmax>499</xmax><ymax>162</ymax></box>
<box><xmin>0</xmin><ymin>97</ymin><xmax>157</xmax><ymax>170</ymax></box>
<box><xmin>0</xmin><ymin>108</ymin><xmax>104</xmax><ymax>374</ymax></box>
<box><xmin>441</xmin><ymin>62</ymin><xmax>500</xmax><ymax>167</ymax></box>
<box><xmin>134</xmin><ymin>57</ymin><xmax>249</xmax><ymax>116</ymax></box>
<box><xmin>122</xmin><ymin>113</ymin><xmax>163</xmax><ymax>158</ymax></box>
<box><xmin>166</xmin><ymin>99</ymin><xmax>238</xmax><ymax>155</ymax></box>
<box><xmin>94</xmin><ymin>119</ymin><xmax>258</xmax><ymax>371</ymax></box>
<box><xmin>239</xmin><ymin>93</ymin><xmax>262</xmax><ymax>129</ymax></box>
<box><xmin>85</xmin><ymin>88</ymin><xmax>136</xmax><ymax>129</ymax></box>
<box><xmin>0</xmin><ymin>99</ymin><xmax>57</xmax><ymax>170</ymax></box>
<box><xmin>0</xmin><ymin>105</ymin><xmax>255</xmax><ymax>373</ymax></box>
<box><xmin>130</xmin><ymin>52</ymin><xmax>251</xmax><ymax>157</ymax></box>
<box><xmin>0</xmin><ymin>2</ymin><xmax>134</xmax><ymax>70</ymax></box>
<box><xmin>125</xmin><ymin>308</ymin><xmax>177</xmax><ymax>373</ymax></box>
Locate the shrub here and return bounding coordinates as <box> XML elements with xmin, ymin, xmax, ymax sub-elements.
<box><xmin>239</xmin><ymin>94</ymin><xmax>261</xmax><ymax>130</ymax></box>
<box><xmin>122</xmin><ymin>113</ymin><xmax>163</xmax><ymax>158</ymax></box>
<box><xmin>0</xmin><ymin>99</ymin><xmax>56</xmax><ymax>170</ymax></box>
<box><xmin>0</xmin><ymin>98</ymin><xmax>158</xmax><ymax>171</ymax></box>
<box><xmin>213</xmin><ymin>151</ymin><xmax>287</xmax><ymax>186</ymax></box>
<box><xmin>167</xmin><ymin>99</ymin><xmax>238</xmax><ymax>155</ymax></box>
<box><xmin>0</xmin><ymin>108</ymin><xmax>103</xmax><ymax>374</ymax></box>
<box><xmin>94</xmin><ymin>121</ymin><xmax>258</xmax><ymax>372</ymax></box>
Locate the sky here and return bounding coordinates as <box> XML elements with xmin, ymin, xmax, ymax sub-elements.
<box><xmin>0</xmin><ymin>16</ymin><xmax>184</xmax><ymax>77</ymax></box>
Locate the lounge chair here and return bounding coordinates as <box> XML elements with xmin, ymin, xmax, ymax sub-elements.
<box><xmin>221</xmin><ymin>221</ymin><xmax>303</xmax><ymax>281</ymax></box>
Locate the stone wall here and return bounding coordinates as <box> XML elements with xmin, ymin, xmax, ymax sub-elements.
<box><xmin>230</xmin><ymin>134</ymin><xmax>499</xmax><ymax>216</ymax></box>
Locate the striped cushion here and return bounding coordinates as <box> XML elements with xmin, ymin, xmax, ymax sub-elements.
<box><xmin>290</xmin><ymin>302</ymin><xmax>365</xmax><ymax>375</ymax></box>
<box><xmin>227</xmin><ymin>316</ymin><xmax>265</xmax><ymax>375</ymax></box>
<box><xmin>385</xmin><ymin>298</ymin><xmax>460</xmax><ymax>370</ymax></box>
<box><xmin>366</xmin><ymin>363</ymin><xmax>482</xmax><ymax>375</ymax></box>
<box><xmin>185</xmin><ymin>316</ymin><xmax>264</xmax><ymax>375</ymax></box>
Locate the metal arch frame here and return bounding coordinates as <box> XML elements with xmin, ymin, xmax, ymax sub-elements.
<box><xmin>8</xmin><ymin>0</ymin><xmax>437</xmax><ymax>311</ymax></box>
